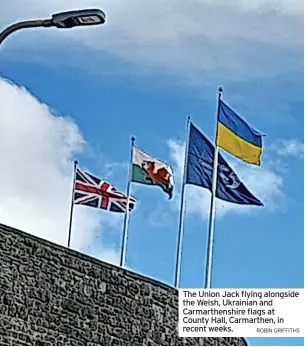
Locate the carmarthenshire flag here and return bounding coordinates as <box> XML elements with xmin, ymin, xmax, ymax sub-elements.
<box><xmin>187</xmin><ymin>122</ymin><xmax>262</xmax><ymax>206</ymax></box>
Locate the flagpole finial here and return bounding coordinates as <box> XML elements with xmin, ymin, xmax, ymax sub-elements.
<box><xmin>218</xmin><ymin>86</ymin><xmax>223</xmax><ymax>94</ymax></box>
<box><xmin>131</xmin><ymin>136</ymin><xmax>136</xmax><ymax>145</ymax></box>
<box><xmin>187</xmin><ymin>114</ymin><xmax>191</xmax><ymax>122</ymax></box>
<box><xmin>74</xmin><ymin>160</ymin><xmax>78</xmax><ymax>166</ymax></box>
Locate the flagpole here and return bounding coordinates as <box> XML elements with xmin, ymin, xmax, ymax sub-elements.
<box><xmin>204</xmin><ymin>87</ymin><xmax>223</xmax><ymax>288</ymax></box>
<box><xmin>67</xmin><ymin>160</ymin><xmax>78</xmax><ymax>248</ymax></box>
<box><xmin>120</xmin><ymin>136</ymin><xmax>135</xmax><ymax>267</ymax></box>
<box><xmin>174</xmin><ymin>115</ymin><xmax>191</xmax><ymax>288</ymax></box>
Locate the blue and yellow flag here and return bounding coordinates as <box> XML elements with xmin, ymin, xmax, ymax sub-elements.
<box><xmin>216</xmin><ymin>99</ymin><xmax>263</xmax><ymax>165</ymax></box>
<box><xmin>186</xmin><ymin>122</ymin><xmax>262</xmax><ymax>206</ymax></box>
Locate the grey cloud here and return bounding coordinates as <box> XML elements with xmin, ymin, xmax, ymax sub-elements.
<box><xmin>0</xmin><ymin>0</ymin><xmax>302</xmax><ymax>83</ymax></box>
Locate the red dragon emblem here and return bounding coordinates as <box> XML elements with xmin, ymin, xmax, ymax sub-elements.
<box><xmin>141</xmin><ymin>160</ymin><xmax>173</xmax><ymax>199</ymax></box>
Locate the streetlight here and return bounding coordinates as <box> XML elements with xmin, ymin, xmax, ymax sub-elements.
<box><xmin>0</xmin><ymin>9</ymin><xmax>106</xmax><ymax>45</ymax></box>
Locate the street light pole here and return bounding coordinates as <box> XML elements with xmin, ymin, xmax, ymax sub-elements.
<box><xmin>0</xmin><ymin>20</ymin><xmax>53</xmax><ymax>45</ymax></box>
<box><xmin>0</xmin><ymin>9</ymin><xmax>106</xmax><ymax>46</ymax></box>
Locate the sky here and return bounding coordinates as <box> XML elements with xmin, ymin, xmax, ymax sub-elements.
<box><xmin>0</xmin><ymin>1</ymin><xmax>303</xmax><ymax>346</ymax></box>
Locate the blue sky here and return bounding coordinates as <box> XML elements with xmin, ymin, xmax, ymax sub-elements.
<box><xmin>0</xmin><ymin>1</ymin><xmax>303</xmax><ymax>346</ymax></box>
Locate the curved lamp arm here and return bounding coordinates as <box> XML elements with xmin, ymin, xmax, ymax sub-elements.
<box><xmin>0</xmin><ymin>19</ymin><xmax>53</xmax><ymax>45</ymax></box>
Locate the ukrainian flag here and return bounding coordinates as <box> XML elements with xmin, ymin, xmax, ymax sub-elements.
<box><xmin>216</xmin><ymin>99</ymin><xmax>263</xmax><ymax>165</ymax></box>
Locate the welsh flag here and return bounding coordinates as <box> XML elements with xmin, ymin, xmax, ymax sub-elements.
<box><xmin>131</xmin><ymin>147</ymin><xmax>174</xmax><ymax>199</ymax></box>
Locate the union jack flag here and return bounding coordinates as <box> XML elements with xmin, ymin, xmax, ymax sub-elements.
<box><xmin>73</xmin><ymin>168</ymin><xmax>136</xmax><ymax>213</ymax></box>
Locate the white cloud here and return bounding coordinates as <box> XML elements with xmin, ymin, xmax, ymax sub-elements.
<box><xmin>167</xmin><ymin>139</ymin><xmax>284</xmax><ymax>219</ymax></box>
<box><xmin>0</xmin><ymin>77</ymin><xmax>120</xmax><ymax>263</ymax></box>
<box><xmin>0</xmin><ymin>0</ymin><xmax>302</xmax><ymax>82</ymax></box>
<box><xmin>270</xmin><ymin>139</ymin><xmax>304</xmax><ymax>159</ymax></box>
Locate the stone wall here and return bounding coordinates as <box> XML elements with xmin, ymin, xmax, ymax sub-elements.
<box><xmin>0</xmin><ymin>223</ymin><xmax>247</xmax><ymax>346</ymax></box>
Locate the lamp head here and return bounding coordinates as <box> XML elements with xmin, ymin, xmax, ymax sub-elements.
<box><xmin>51</xmin><ymin>9</ymin><xmax>106</xmax><ymax>28</ymax></box>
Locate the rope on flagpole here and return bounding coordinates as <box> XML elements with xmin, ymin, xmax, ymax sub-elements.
<box><xmin>204</xmin><ymin>87</ymin><xmax>223</xmax><ymax>288</ymax></box>
<box><xmin>120</xmin><ymin>136</ymin><xmax>135</xmax><ymax>267</ymax></box>
<box><xmin>67</xmin><ymin>160</ymin><xmax>78</xmax><ymax>248</ymax></box>
<box><xmin>174</xmin><ymin>115</ymin><xmax>191</xmax><ymax>288</ymax></box>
